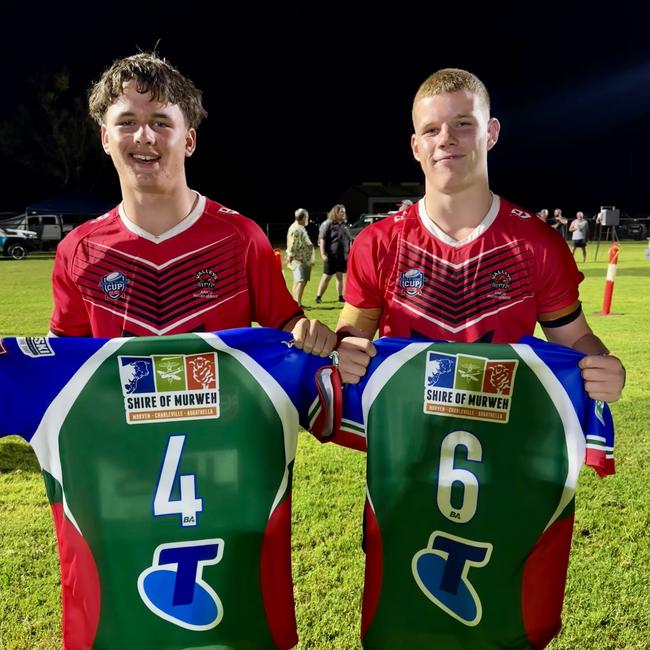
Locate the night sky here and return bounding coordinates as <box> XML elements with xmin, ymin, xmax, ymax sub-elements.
<box><xmin>2</xmin><ymin>2</ymin><xmax>650</xmax><ymax>222</ymax></box>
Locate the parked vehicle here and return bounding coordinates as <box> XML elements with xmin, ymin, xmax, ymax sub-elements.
<box><xmin>588</xmin><ymin>212</ymin><xmax>650</xmax><ymax>241</ymax></box>
<box><xmin>349</xmin><ymin>213</ymin><xmax>389</xmax><ymax>239</ymax></box>
<box><xmin>0</xmin><ymin>226</ymin><xmax>38</xmax><ymax>259</ymax></box>
<box><xmin>618</xmin><ymin>215</ymin><xmax>650</xmax><ymax>240</ymax></box>
<box><xmin>0</xmin><ymin>213</ymin><xmax>73</xmax><ymax>249</ymax></box>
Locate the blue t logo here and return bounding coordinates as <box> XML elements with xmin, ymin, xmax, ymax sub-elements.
<box><xmin>138</xmin><ymin>538</ymin><xmax>224</xmax><ymax>630</ymax></box>
<box><xmin>412</xmin><ymin>531</ymin><xmax>492</xmax><ymax>626</ymax></box>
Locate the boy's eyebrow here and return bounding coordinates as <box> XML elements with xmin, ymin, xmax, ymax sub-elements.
<box><xmin>111</xmin><ymin>110</ymin><xmax>173</xmax><ymax>120</ymax></box>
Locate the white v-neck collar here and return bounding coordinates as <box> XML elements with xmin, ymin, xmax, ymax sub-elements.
<box><xmin>418</xmin><ymin>194</ymin><xmax>500</xmax><ymax>247</ymax></box>
<box><xmin>119</xmin><ymin>193</ymin><xmax>206</xmax><ymax>244</ymax></box>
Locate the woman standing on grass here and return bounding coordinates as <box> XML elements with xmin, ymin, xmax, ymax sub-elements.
<box><xmin>315</xmin><ymin>204</ymin><xmax>351</xmax><ymax>304</ymax></box>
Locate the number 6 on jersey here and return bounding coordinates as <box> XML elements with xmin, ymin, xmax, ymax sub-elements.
<box><xmin>436</xmin><ymin>430</ymin><xmax>482</xmax><ymax>523</ymax></box>
<box><xmin>154</xmin><ymin>434</ymin><xmax>203</xmax><ymax>527</ymax></box>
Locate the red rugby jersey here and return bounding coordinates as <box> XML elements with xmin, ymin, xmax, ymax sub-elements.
<box><xmin>345</xmin><ymin>196</ymin><xmax>583</xmax><ymax>343</ymax></box>
<box><xmin>50</xmin><ymin>195</ymin><xmax>302</xmax><ymax>337</ymax></box>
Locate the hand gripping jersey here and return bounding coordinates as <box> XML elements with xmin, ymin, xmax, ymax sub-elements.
<box><xmin>0</xmin><ymin>330</ymin><xmax>337</xmax><ymax>650</ymax></box>
<box><xmin>345</xmin><ymin>196</ymin><xmax>584</xmax><ymax>342</ymax></box>
<box><xmin>322</xmin><ymin>337</ymin><xmax>614</xmax><ymax>649</ymax></box>
<box><xmin>50</xmin><ymin>195</ymin><xmax>302</xmax><ymax>337</ymax></box>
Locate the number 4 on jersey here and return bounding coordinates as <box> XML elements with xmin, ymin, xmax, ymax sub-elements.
<box><xmin>154</xmin><ymin>435</ymin><xmax>203</xmax><ymax>527</ymax></box>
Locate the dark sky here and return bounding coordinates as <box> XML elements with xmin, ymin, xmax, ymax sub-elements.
<box><xmin>2</xmin><ymin>2</ymin><xmax>650</xmax><ymax>222</ymax></box>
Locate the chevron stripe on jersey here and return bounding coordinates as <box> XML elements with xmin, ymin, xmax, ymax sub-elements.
<box><xmin>72</xmin><ymin>234</ymin><xmax>248</xmax><ymax>335</ymax></box>
<box><xmin>345</xmin><ymin>195</ymin><xmax>584</xmax><ymax>343</ymax></box>
<box><xmin>50</xmin><ymin>196</ymin><xmax>301</xmax><ymax>337</ymax></box>
<box><xmin>391</xmin><ymin>238</ymin><xmax>534</xmax><ymax>334</ymax></box>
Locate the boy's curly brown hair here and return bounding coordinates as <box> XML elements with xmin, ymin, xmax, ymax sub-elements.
<box><xmin>88</xmin><ymin>52</ymin><xmax>207</xmax><ymax>129</ymax></box>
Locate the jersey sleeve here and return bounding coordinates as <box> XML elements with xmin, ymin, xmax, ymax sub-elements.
<box><xmin>311</xmin><ymin>339</ymin><xmax>405</xmax><ymax>452</ymax></box>
<box><xmin>344</xmin><ymin>224</ymin><xmax>389</xmax><ymax>309</ymax></box>
<box><xmin>329</xmin><ymin>382</ymin><xmax>366</xmax><ymax>450</ymax></box>
<box><xmin>0</xmin><ymin>337</ymin><xmax>102</xmax><ymax>440</ymax></box>
<box><xmin>519</xmin><ymin>336</ymin><xmax>616</xmax><ymax>476</ymax></box>
<box><xmin>533</xmin><ymin>228</ymin><xmax>584</xmax><ymax>319</ymax></box>
<box><xmin>241</xmin><ymin>219</ymin><xmax>303</xmax><ymax>329</ymax></box>
<box><xmin>50</xmin><ymin>235</ymin><xmax>93</xmax><ymax>337</ymax></box>
<box><xmin>215</xmin><ymin>328</ymin><xmax>336</xmax><ymax>432</ymax></box>
<box><xmin>584</xmin><ymin>399</ymin><xmax>615</xmax><ymax>476</ymax></box>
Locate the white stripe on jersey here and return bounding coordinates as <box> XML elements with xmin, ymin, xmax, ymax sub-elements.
<box><xmin>89</xmin><ymin>234</ymin><xmax>237</xmax><ymax>271</ymax></box>
<box><xmin>197</xmin><ymin>332</ymin><xmax>299</xmax><ymax>518</ymax></box>
<box><xmin>511</xmin><ymin>344</ymin><xmax>586</xmax><ymax>532</ymax></box>
<box><xmin>393</xmin><ymin>295</ymin><xmax>530</xmax><ymax>334</ymax></box>
<box><xmin>85</xmin><ymin>289</ymin><xmax>249</xmax><ymax>336</ymax></box>
<box><xmin>402</xmin><ymin>238</ymin><xmax>527</xmax><ymax>270</ymax></box>
<box><xmin>31</xmin><ymin>338</ymin><xmax>127</xmax><ymax>534</ymax></box>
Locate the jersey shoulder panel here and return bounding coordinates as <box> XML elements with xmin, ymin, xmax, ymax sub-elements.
<box><xmin>0</xmin><ymin>336</ymin><xmax>109</xmax><ymax>440</ymax></box>
<box><xmin>201</xmin><ymin>198</ymin><xmax>266</xmax><ymax>240</ymax></box>
<box><xmin>201</xmin><ymin>199</ymin><xmax>279</xmax><ymax>261</ymax></box>
<box><xmin>354</xmin><ymin>206</ymin><xmax>419</xmax><ymax>249</ymax></box>
<box><xmin>496</xmin><ymin>196</ymin><xmax>584</xmax><ymax>314</ymax></box>
<box><xmin>337</xmin><ymin>337</ymin><xmax>431</xmax><ymax>449</ymax></box>
<box><xmin>497</xmin><ymin>196</ymin><xmax>568</xmax><ymax>243</ymax></box>
<box><xmin>216</xmin><ymin>328</ymin><xmax>331</xmax><ymax>428</ymax></box>
<box><xmin>57</xmin><ymin>208</ymin><xmax>122</xmax><ymax>254</ymax></box>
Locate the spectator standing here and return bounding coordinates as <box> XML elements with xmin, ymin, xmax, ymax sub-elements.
<box><xmin>286</xmin><ymin>208</ymin><xmax>315</xmax><ymax>307</ymax></box>
<box><xmin>570</xmin><ymin>211</ymin><xmax>589</xmax><ymax>261</ymax></box>
<box><xmin>315</xmin><ymin>204</ymin><xmax>352</xmax><ymax>304</ymax></box>
<box><xmin>552</xmin><ymin>208</ymin><xmax>568</xmax><ymax>238</ymax></box>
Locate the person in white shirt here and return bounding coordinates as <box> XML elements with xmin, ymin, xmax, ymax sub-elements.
<box><xmin>569</xmin><ymin>211</ymin><xmax>589</xmax><ymax>261</ymax></box>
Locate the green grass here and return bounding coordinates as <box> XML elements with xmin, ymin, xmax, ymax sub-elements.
<box><xmin>0</xmin><ymin>243</ymin><xmax>649</xmax><ymax>649</ymax></box>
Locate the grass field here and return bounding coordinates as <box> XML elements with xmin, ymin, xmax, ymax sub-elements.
<box><xmin>0</xmin><ymin>243</ymin><xmax>649</xmax><ymax>649</ymax></box>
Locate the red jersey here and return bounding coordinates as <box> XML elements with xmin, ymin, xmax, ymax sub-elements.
<box><xmin>345</xmin><ymin>196</ymin><xmax>583</xmax><ymax>343</ymax></box>
<box><xmin>50</xmin><ymin>195</ymin><xmax>302</xmax><ymax>337</ymax></box>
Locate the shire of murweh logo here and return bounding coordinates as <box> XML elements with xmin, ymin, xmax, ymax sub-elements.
<box><xmin>118</xmin><ymin>352</ymin><xmax>220</xmax><ymax>424</ymax></box>
<box><xmin>399</xmin><ymin>269</ymin><xmax>426</xmax><ymax>297</ymax></box>
<box><xmin>100</xmin><ymin>271</ymin><xmax>128</xmax><ymax>300</ymax></box>
<box><xmin>423</xmin><ymin>351</ymin><xmax>518</xmax><ymax>423</ymax></box>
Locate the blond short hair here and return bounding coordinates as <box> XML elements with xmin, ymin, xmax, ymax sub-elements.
<box><xmin>412</xmin><ymin>68</ymin><xmax>491</xmax><ymax>122</ymax></box>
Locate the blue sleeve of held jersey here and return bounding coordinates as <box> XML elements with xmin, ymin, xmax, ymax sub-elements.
<box><xmin>214</xmin><ymin>328</ymin><xmax>334</xmax><ymax>431</ymax></box>
<box><xmin>0</xmin><ymin>336</ymin><xmax>106</xmax><ymax>441</ymax></box>
<box><xmin>518</xmin><ymin>336</ymin><xmax>615</xmax><ymax>476</ymax></box>
<box><xmin>334</xmin><ymin>338</ymin><xmax>433</xmax><ymax>451</ymax></box>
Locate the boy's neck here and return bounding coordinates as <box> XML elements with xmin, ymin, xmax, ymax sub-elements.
<box><xmin>121</xmin><ymin>185</ymin><xmax>198</xmax><ymax>237</ymax></box>
<box><xmin>424</xmin><ymin>185</ymin><xmax>493</xmax><ymax>241</ymax></box>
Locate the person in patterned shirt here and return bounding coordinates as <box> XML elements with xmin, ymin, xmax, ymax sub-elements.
<box><xmin>286</xmin><ymin>208</ymin><xmax>314</xmax><ymax>307</ymax></box>
<box><xmin>47</xmin><ymin>52</ymin><xmax>340</xmax><ymax>360</ymax></box>
<box><xmin>335</xmin><ymin>68</ymin><xmax>624</xmax><ymax>402</ymax></box>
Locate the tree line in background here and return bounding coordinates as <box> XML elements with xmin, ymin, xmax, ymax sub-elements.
<box><xmin>0</xmin><ymin>70</ymin><xmax>108</xmax><ymax>195</ymax></box>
